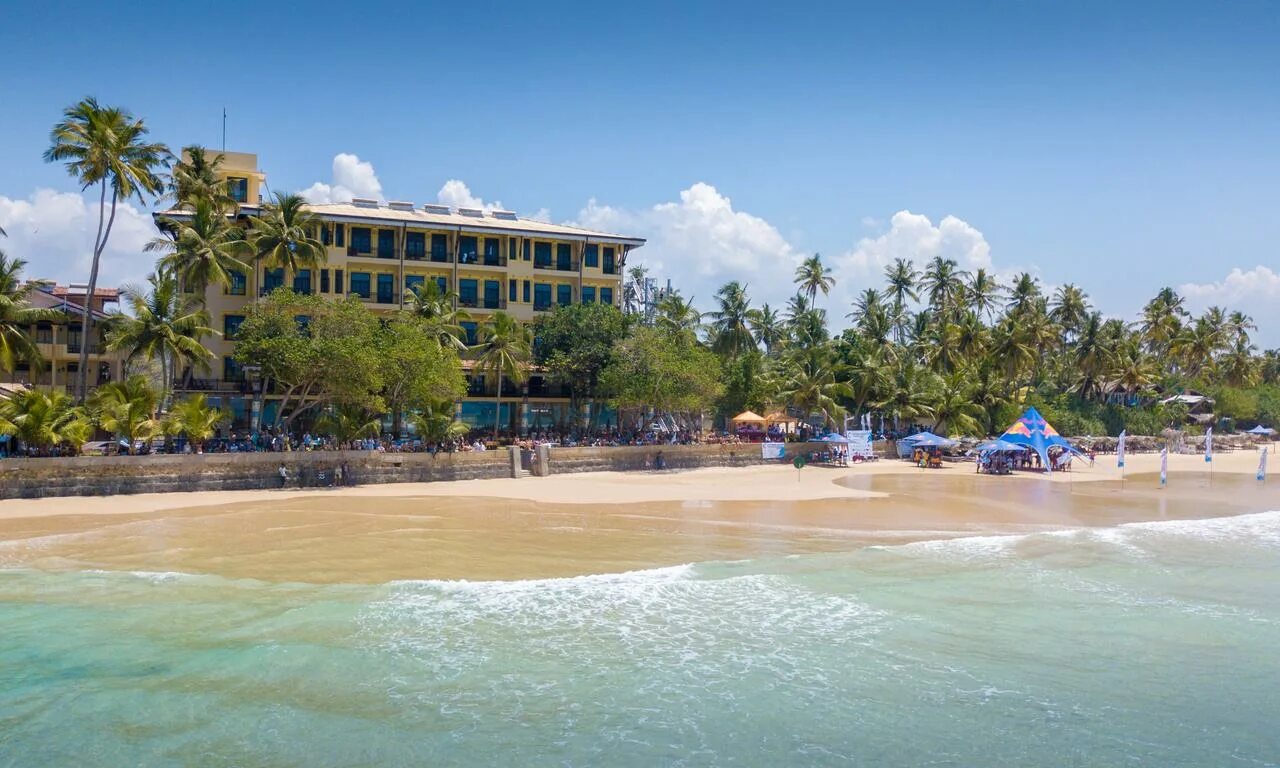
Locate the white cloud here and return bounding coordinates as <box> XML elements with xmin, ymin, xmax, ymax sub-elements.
<box><xmin>0</xmin><ymin>188</ymin><xmax>154</xmax><ymax>291</ymax></box>
<box><xmin>575</xmin><ymin>182</ymin><xmax>797</xmax><ymax>308</ymax></box>
<box><xmin>436</xmin><ymin>179</ymin><xmax>505</xmax><ymax>212</ymax></box>
<box><xmin>300</xmin><ymin>153</ymin><xmax>383</xmax><ymax>203</ymax></box>
<box><xmin>1179</xmin><ymin>266</ymin><xmax>1280</xmax><ymax>347</ymax></box>
<box><xmin>839</xmin><ymin>210</ymin><xmax>992</xmax><ymax>277</ymax></box>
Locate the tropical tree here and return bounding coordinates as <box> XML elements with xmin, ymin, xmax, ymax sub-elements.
<box><xmin>105</xmin><ymin>273</ymin><xmax>216</xmax><ymax>410</ymax></box>
<box><xmin>169</xmin><ymin>145</ymin><xmax>237</xmax><ymax>211</ymax></box>
<box><xmin>473</xmin><ymin>310</ymin><xmax>532</xmax><ymax>440</ymax></box>
<box><xmin>407</xmin><ymin>280</ymin><xmax>470</xmax><ymax>352</ymax></box>
<box><xmin>247</xmin><ymin>192</ymin><xmax>326</xmax><ymax>298</ymax></box>
<box><xmin>654</xmin><ymin>291</ymin><xmax>701</xmax><ymax>338</ymax></box>
<box><xmin>90</xmin><ymin>375</ymin><xmax>162</xmax><ymax>454</ymax></box>
<box><xmin>0</xmin><ymin>388</ymin><xmax>90</xmax><ymax>455</ymax></box>
<box><xmin>920</xmin><ymin>257</ymin><xmax>968</xmax><ymax>315</ymax></box>
<box><xmin>0</xmin><ymin>252</ymin><xmax>64</xmax><ymax>373</ymax></box>
<box><xmin>44</xmin><ymin>97</ymin><xmax>170</xmax><ymax>401</ymax></box>
<box><xmin>316</xmin><ymin>404</ymin><xmax>382</xmax><ymax>444</ymax></box>
<box><xmin>164</xmin><ymin>393</ymin><xmax>226</xmax><ymax>452</ymax></box>
<box><xmin>777</xmin><ymin>348</ymin><xmax>851</xmax><ymax>430</ymax></box>
<box><xmin>147</xmin><ymin>197</ymin><xmax>249</xmax><ymax>298</ymax></box>
<box><xmin>930</xmin><ymin>371</ymin><xmax>985</xmax><ymax>436</ymax></box>
<box><xmin>748</xmin><ymin>303</ymin><xmax>786</xmax><ymax>356</ymax></box>
<box><xmin>966</xmin><ymin>268</ymin><xmax>1003</xmax><ymax>321</ymax></box>
<box><xmin>794</xmin><ymin>253</ymin><xmax>836</xmax><ymax>305</ymax></box>
<box><xmin>410</xmin><ymin>399</ymin><xmax>470</xmax><ymax>444</ymax></box>
<box><xmin>707</xmin><ymin>281</ymin><xmax>756</xmax><ymax>357</ymax></box>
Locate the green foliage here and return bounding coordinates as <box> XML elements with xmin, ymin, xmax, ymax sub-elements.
<box><xmin>410</xmin><ymin>399</ymin><xmax>470</xmax><ymax>444</ymax></box>
<box><xmin>90</xmin><ymin>375</ymin><xmax>162</xmax><ymax>453</ymax></box>
<box><xmin>315</xmin><ymin>404</ymin><xmax>381</xmax><ymax>443</ymax></box>
<box><xmin>105</xmin><ymin>272</ymin><xmax>215</xmax><ymax>408</ymax></box>
<box><xmin>532</xmin><ymin>302</ymin><xmax>630</xmax><ymax>409</ymax></box>
<box><xmin>0</xmin><ymin>388</ymin><xmax>91</xmax><ymax>454</ymax></box>
<box><xmin>164</xmin><ymin>393</ymin><xmax>226</xmax><ymax>450</ymax></box>
<box><xmin>600</xmin><ymin>326</ymin><xmax>723</xmax><ymax>417</ymax></box>
<box><xmin>379</xmin><ymin>314</ymin><xmax>466</xmax><ymax>433</ymax></box>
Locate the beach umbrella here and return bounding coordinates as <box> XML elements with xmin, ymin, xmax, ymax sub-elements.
<box><xmin>906</xmin><ymin>433</ymin><xmax>956</xmax><ymax>448</ymax></box>
<box><xmin>1247</xmin><ymin>425</ymin><xmax>1276</xmax><ymax>435</ymax></box>
<box><xmin>977</xmin><ymin>439</ymin><xmax>1024</xmax><ymax>452</ymax></box>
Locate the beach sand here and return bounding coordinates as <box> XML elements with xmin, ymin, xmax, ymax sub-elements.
<box><xmin>1</xmin><ymin>449</ymin><xmax>1274</xmax><ymax>583</ymax></box>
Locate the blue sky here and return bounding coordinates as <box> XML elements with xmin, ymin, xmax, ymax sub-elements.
<box><xmin>1</xmin><ymin>0</ymin><xmax>1277</xmax><ymax>344</ymax></box>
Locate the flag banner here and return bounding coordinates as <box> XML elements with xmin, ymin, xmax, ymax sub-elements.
<box><xmin>844</xmin><ymin>431</ymin><xmax>875</xmax><ymax>460</ymax></box>
<box><xmin>1160</xmin><ymin>448</ymin><xmax>1168</xmax><ymax>486</ymax></box>
<box><xmin>1205</xmin><ymin>427</ymin><xmax>1213</xmax><ymax>463</ymax></box>
<box><xmin>762</xmin><ymin>442</ymin><xmax>786</xmax><ymax>460</ymax></box>
<box><xmin>1260</xmin><ymin>447</ymin><xmax>1268</xmax><ymax>481</ymax></box>
<box><xmin>1117</xmin><ymin>430</ymin><xmax>1126</xmax><ymax>469</ymax></box>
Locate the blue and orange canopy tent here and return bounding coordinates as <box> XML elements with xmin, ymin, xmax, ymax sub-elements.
<box><xmin>998</xmin><ymin>407</ymin><xmax>1084</xmax><ymax>471</ymax></box>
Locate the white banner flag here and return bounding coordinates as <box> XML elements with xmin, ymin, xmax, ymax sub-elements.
<box><xmin>1117</xmin><ymin>430</ymin><xmax>1126</xmax><ymax>469</ymax></box>
<box><xmin>1205</xmin><ymin>427</ymin><xmax>1213</xmax><ymax>463</ymax></box>
<box><xmin>1160</xmin><ymin>448</ymin><xmax>1168</xmax><ymax>486</ymax></box>
<box><xmin>1260</xmin><ymin>447</ymin><xmax>1269</xmax><ymax>482</ymax></box>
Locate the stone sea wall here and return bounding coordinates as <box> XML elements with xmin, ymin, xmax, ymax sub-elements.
<box><xmin>0</xmin><ymin>450</ymin><xmax>512</xmax><ymax>500</ymax></box>
<box><xmin>538</xmin><ymin>443</ymin><xmax>810</xmax><ymax>476</ymax></box>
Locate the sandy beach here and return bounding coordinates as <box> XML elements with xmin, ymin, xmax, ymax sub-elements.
<box><xmin>1</xmin><ymin>449</ymin><xmax>1273</xmax><ymax>583</ymax></box>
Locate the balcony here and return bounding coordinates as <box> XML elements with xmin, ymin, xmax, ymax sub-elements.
<box><xmin>458</xmin><ymin>254</ymin><xmax>507</xmax><ymax>268</ymax></box>
<box><xmin>185</xmin><ymin>378</ymin><xmax>249</xmax><ymax>393</ymax></box>
<box><xmin>534</xmin><ymin>259</ymin><xmax>579</xmax><ymax>273</ymax></box>
<box><xmin>65</xmin><ymin>342</ymin><xmax>103</xmax><ymax>355</ymax></box>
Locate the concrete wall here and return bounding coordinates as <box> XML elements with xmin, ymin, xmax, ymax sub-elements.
<box><xmin>541</xmin><ymin>442</ymin><xmax>810</xmax><ymax>475</ymax></box>
<box><xmin>0</xmin><ymin>450</ymin><xmax>511</xmax><ymax>500</ymax></box>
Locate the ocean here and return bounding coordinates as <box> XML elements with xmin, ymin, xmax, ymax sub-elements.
<box><xmin>2</xmin><ymin>510</ymin><xmax>1279</xmax><ymax>766</ymax></box>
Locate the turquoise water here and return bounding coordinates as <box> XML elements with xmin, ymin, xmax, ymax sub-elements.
<box><xmin>3</xmin><ymin>512</ymin><xmax>1280</xmax><ymax>766</ymax></box>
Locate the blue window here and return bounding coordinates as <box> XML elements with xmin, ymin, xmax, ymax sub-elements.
<box><xmin>484</xmin><ymin>280</ymin><xmax>501</xmax><ymax>309</ymax></box>
<box><xmin>405</xmin><ymin>275</ymin><xmax>424</xmax><ymax>296</ymax></box>
<box><xmin>508</xmin><ymin>279</ymin><xmax>517</xmax><ymax>302</ymax></box>
<box><xmin>483</xmin><ymin>238</ymin><xmax>502</xmax><ymax>265</ymax></box>
<box><xmin>406</xmin><ymin>232</ymin><xmax>426</xmax><ymax>259</ymax></box>
<box><xmin>334</xmin><ymin>224</ymin><xmax>345</xmax><ymax>248</ymax></box>
<box><xmin>293</xmin><ymin>269</ymin><xmax>312</xmax><ymax>295</ymax></box>
<box><xmin>556</xmin><ymin>243</ymin><xmax>572</xmax><ymax>271</ymax></box>
<box><xmin>377</xmin><ymin>229</ymin><xmax>396</xmax><ymax>259</ymax></box>
<box><xmin>523</xmin><ymin>280</ymin><xmax>530</xmax><ymax>303</ymax></box>
<box><xmin>334</xmin><ymin>269</ymin><xmax>344</xmax><ymax>295</ymax></box>
<box><xmin>228</xmin><ymin>270</ymin><xmax>246</xmax><ymax>296</ymax></box>
<box><xmin>263</xmin><ymin>268</ymin><xmax>284</xmax><ymax>293</ymax></box>
<box><xmin>603</xmin><ymin>246</ymin><xmax>616</xmax><ymax>274</ymax></box>
<box><xmin>223</xmin><ymin>314</ymin><xmax>245</xmax><ymax>338</ymax></box>
<box><xmin>377</xmin><ymin>273</ymin><xmax>394</xmax><ymax>303</ymax></box>
<box><xmin>349</xmin><ymin>272</ymin><xmax>371</xmax><ymax>299</ymax></box>
<box><xmin>351</xmin><ymin>227</ymin><xmax>372</xmax><ymax>254</ymax></box>
<box><xmin>509</xmin><ymin>239</ymin><xmax>518</xmax><ymax>262</ymax></box>
<box><xmin>431</xmin><ymin>234</ymin><xmax>449</xmax><ymax>262</ymax></box>
<box><xmin>584</xmin><ymin>244</ymin><xmax>599</xmax><ymax>268</ymax></box>
<box><xmin>223</xmin><ymin>357</ymin><xmax>242</xmax><ymax>382</ymax></box>
<box><xmin>461</xmin><ymin>321</ymin><xmax>478</xmax><ymax>346</ymax></box>
<box><xmin>534</xmin><ymin>283</ymin><xmax>551</xmax><ymax>310</ymax></box>
<box><xmin>459</xmin><ymin>279</ymin><xmax>478</xmax><ymax>307</ymax></box>
<box><xmin>534</xmin><ymin>242</ymin><xmax>552</xmax><ymax>267</ymax></box>
<box><xmin>320</xmin><ymin>269</ymin><xmax>330</xmax><ymax>294</ymax></box>
<box><xmin>227</xmin><ymin>177</ymin><xmax>248</xmax><ymax>203</ymax></box>
<box><xmin>581</xmin><ymin>286</ymin><xmax>596</xmax><ymax>304</ymax></box>
<box><xmin>600</xmin><ymin>287</ymin><xmax>614</xmax><ymax>306</ymax></box>
<box><xmin>436</xmin><ymin>276</ymin><xmax>448</xmax><ymax>294</ymax></box>
<box><xmin>523</xmin><ymin>240</ymin><xmax>531</xmax><ymax>261</ymax></box>
<box><xmin>557</xmin><ymin>284</ymin><xmax>572</xmax><ymax>306</ymax></box>
<box><xmin>459</xmin><ymin>236</ymin><xmax>478</xmax><ymax>264</ymax></box>
<box><xmin>321</xmin><ymin>224</ymin><xmax>332</xmax><ymax>246</ymax></box>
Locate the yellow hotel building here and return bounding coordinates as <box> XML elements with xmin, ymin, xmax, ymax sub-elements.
<box><xmin>155</xmin><ymin>151</ymin><xmax>646</xmax><ymax>432</ymax></box>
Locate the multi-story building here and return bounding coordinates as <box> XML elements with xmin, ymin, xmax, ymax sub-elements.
<box><xmin>155</xmin><ymin>151</ymin><xmax>646</xmax><ymax>432</ymax></box>
<box><xmin>0</xmin><ymin>282</ymin><xmax>126</xmax><ymax>394</ymax></box>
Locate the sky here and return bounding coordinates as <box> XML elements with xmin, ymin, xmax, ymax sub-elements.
<box><xmin>1</xmin><ymin>0</ymin><xmax>1277</xmax><ymax>345</ymax></box>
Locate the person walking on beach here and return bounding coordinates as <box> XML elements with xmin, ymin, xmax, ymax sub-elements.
<box><xmin>278</xmin><ymin>463</ymin><xmax>289</xmax><ymax>488</ymax></box>
<box><xmin>655</xmin><ymin>450</ymin><xmax>666</xmax><ymax>470</ymax></box>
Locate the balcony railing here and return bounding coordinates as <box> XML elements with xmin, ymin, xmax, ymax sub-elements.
<box><xmin>458</xmin><ymin>254</ymin><xmax>507</xmax><ymax>268</ymax></box>
<box><xmin>534</xmin><ymin>260</ymin><xmax>580</xmax><ymax>272</ymax></box>
<box><xmin>184</xmin><ymin>378</ymin><xmax>249</xmax><ymax>393</ymax></box>
<box><xmin>66</xmin><ymin>342</ymin><xmax>103</xmax><ymax>354</ymax></box>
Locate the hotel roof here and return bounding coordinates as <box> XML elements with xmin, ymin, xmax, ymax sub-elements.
<box><xmin>155</xmin><ymin>200</ymin><xmax>646</xmax><ymax>247</ymax></box>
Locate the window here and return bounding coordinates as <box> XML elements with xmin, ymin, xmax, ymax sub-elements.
<box><xmin>377</xmin><ymin>229</ymin><xmax>396</xmax><ymax>259</ymax></box>
<box><xmin>320</xmin><ymin>269</ymin><xmax>330</xmax><ymax>294</ymax></box>
<box><xmin>461</xmin><ymin>321</ymin><xmax>478</xmax><ymax>346</ymax></box>
<box><xmin>534</xmin><ymin>242</ymin><xmax>552</xmax><ymax>267</ymax></box>
<box><xmin>349</xmin><ymin>272</ymin><xmax>371</xmax><ymax>299</ymax></box>
<box><xmin>406</xmin><ymin>232</ymin><xmax>426</xmax><ymax>259</ymax></box>
<box><xmin>431</xmin><ymin>234</ymin><xmax>449</xmax><ymax>262</ymax></box>
<box><xmin>334</xmin><ymin>269</ymin><xmax>344</xmax><ymax>295</ymax></box>
<box><xmin>377</xmin><ymin>273</ymin><xmax>394</xmax><ymax>303</ymax></box>
<box><xmin>534</xmin><ymin>283</ymin><xmax>552</xmax><ymax>310</ymax></box>
<box><xmin>351</xmin><ymin>227</ymin><xmax>372</xmax><ymax>254</ymax></box>
<box><xmin>556</xmin><ymin>243</ymin><xmax>572</xmax><ymax>271</ymax></box>
<box><xmin>584</xmin><ymin>244</ymin><xmax>599</xmax><ymax>268</ymax></box>
<box><xmin>557</xmin><ymin>284</ymin><xmax>572</xmax><ymax>306</ymax></box>
<box><xmin>223</xmin><ymin>314</ymin><xmax>245</xmax><ymax>339</ymax></box>
<box><xmin>321</xmin><ymin>224</ymin><xmax>332</xmax><ymax>246</ymax></box>
<box><xmin>603</xmin><ymin>246</ymin><xmax>616</xmax><ymax>274</ymax></box>
<box><xmin>293</xmin><ymin>269</ymin><xmax>312</xmax><ymax>295</ymax></box>
<box><xmin>35</xmin><ymin>322</ymin><xmax>53</xmax><ymax>344</ymax></box>
<box><xmin>436</xmin><ymin>276</ymin><xmax>448</xmax><ymax>294</ymax></box>
<box><xmin>227</xmin><ymin>177</ymin><xmax>248</xmax><ymax>203</ymax></box>
<box><xmin>295</xmin><ymin>315</ymin><xmax>311</xmax><ymax>334</ymax></box>
<box><xmin>405</xmin><ymin>275</ymin><xmax>424</xmax><ymax>296</ymax></box>
<box><xmin>484</xmin><ymin>280</ymin><xmax>501</xmax><ymax>309</ymax></box>
<box><xmin>509</xmin><ymin>239</ymin><xmax>518</xmax><ymax>263</ymax></box>
<box><xmin>483</xmin><ymin>238</ymin><xmax>502</xmax><ymax>265</ymax></box>
<box><xmin>459</xmin><ymin>279</ymin><xmax>478</xmax><ymax>307</ymax></box>
<box><xmin>523</xmin><ymin>240</ymin><xmax>531</xmax><ymax>262</ymax></box>
<box><xmin>224</xmin><ymin>357</ymin><xmax>243</xmax><ymax>382</ymax></box>
<box><xmin>335</xmin><ymin>224</ymin><xmax>345</xmax><ymax>248</ymax></box>
<box><xmin>581</xmin><ymin>286</ymin><xmax>596</xmax><ymax>304</ymax></box>
<box><xmin>227</xmin><ymin>270</ymin><xmax>246</xmax><ymax>296</ymax></box>
<box><xmin>600</xmin><ymin>287</ymin><xmax>614</xmax><ymax>306</ymax></box>
<box><xmin>263</xmin><ymin>268</ymin><xmax>284</xmax><ymax>293</ymax></box>
<box><xmin>508</xmin><ymin>278</ymin><xmax>517</xmax><ymax>302</ymax></box>
<box><xmin>523</xmin><ymin>280</ymin><xmax>531</xmax><ymax>303</ymax></box>
<box><xmin>459</xmin><ymin>236</ymin><xmax>478</xmax><ymax>264</ymax></box>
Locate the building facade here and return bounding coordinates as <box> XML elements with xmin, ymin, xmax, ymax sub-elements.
<box><xmin>157</xmin><ymin>151</ymin><xmax>646</xmax><ymax>432</ymax></box>
<box><xmin>0</xmin><ymin>283</ymin><xmax>126</xmax><ymax>395</ymax></box>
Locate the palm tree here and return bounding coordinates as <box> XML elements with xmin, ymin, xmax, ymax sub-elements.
<box><xmin>44</xmin><ymin>97</ymin><xmax>170</xmax><ymax>401</ymax></box>
<box><xmin>316</xmin><ymin>404</ymin><xmax>382</xmax><ymax>444</ymax></box>
<box><xmin>920</xmin><ymin>257</ymin><xmax>968</xmax><ymax>316</ymax></box>
<box><xmin>147</xmin><ymin>197</ymin><xmax>250</xmax><ymax>299</ymax></box>
<box><xmin>794</xmin><ymin>253</ymin><xmax>836</xmax><ymax>305</ymax></box>
<box><xmin>777</xmin><ymin>348</ymin><xmax>852</xmax><ymax>430</ymax></box>
<box><xmin>1049</xmin><ymin>283</ymin><xmax>1090</xmax><ymax>339</ymax></box>
<box><xmin>473</xmin><ymin>311</ymin><xmax>532</xmax><ymax>440</ymax></box>
<box><xmin>655</xmin><ymin>292</ymin><xmax>701</xmax><ymax>338</ymax></box>
<box><xmin>0</xmin><ymin>388</ymin><xmax>90</xmax><ymax>455</ymax></box>
<box><xmin>164</xmin><ymin>393</ymin><xmax>226</xmax><ymax>452</ymax></box>
<box><xmin>1107</xmin><ymin>338</ymin><xmax>1159</xmax><ymax>399</ymax></box>
<box><xmin>1005</xmin><ymin>272</ymin><xmax>1042</xmax><ymax>317</ymax></box>
<box><xmin>407</xmin><ymin>281</ymin><xmax>470</xmax><ymax>351</ymax></box>
<box><xmin>410</xmin><ymin>399</ymin><xmax>470</xmax><ymax>444</ymax></box>
<box><xmin>0</xmin><ymin>252</ymin><xmax>64</xmax><ymax>373</ymax></box>
<box><xmin>931</xmin><ymin>370</ymin><xmax>984</xmax><ymax>436</ymax></box>
<box><xmin>747</xmin><ymin>303</ymin><xmax>786</xmax><ymax>356</ymax></box>
<box><xmin>1226</xmin><ymin>311</ymin><xmax>1256</xmax><ymax>348</ymax></box>
<box><xmin>1071</xmin><ymin>312</ymin><xmax>1110</xmax><ymax>400</ymax></box>
<box><xmin>876</xmin><ymin>360</ymin><xmax>939</xmax><ymax>430</ymax></box>
<box><xmin>967</xmin><ymin>268</ymin><xmax>1004</xmax><ymax>321</ymax></box>
<box><xmin>247</xmin><ymin>192</ymin><xmax>327</xmax><ymax>299</ymax></box>
<box><xmin>707</xmin><ymin>281</ymin><xmax>755</xmax><ymax>357</ymax></box>
<box><xmin>89</xmin><ymin>375</ymin><xmax>162</xmax><ymax>455</ymax></box>
<box><xmin>169</xmin><ymin>145</ymin><xmax>237</xmax><ymax>211</ymax></box>
<box><xmin>883</xmin><ymin>258</ymin><xmax>919</xmax><ymax>307</ymax></box>
<box><xmin>105</xmin><ymin>273</ymin><xmax>216</xmax><ymax>410</ymax></box>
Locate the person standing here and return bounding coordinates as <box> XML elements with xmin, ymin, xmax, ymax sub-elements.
<box><xmin>278</xmin><ymin>463</ymin><xmax>288</xmax><ymax>488</ymax></box>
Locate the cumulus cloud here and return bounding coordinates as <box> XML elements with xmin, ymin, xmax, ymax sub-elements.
<box><xmin>839</xmin><ymin>210</ymin><xmax>992</xmax><ymax>277</ymax></box>
<box><xmin>0</xmin><ymin>188</ymin><xmax>154</xmax><ymax>291</ymax></box>
<box><xmin>1179</xmin><ymin>266</ymin><xmax>1280</xmax><ymax>346</ymax></box>
<box><xmin>436</xmin><ymin>179</ymin><xmax>505</xmax><ymax>212</ymax></box>
<box><xmin>575</xmin><ymin>182</ymin><xmax>797</xmax><ymax>307</ymax></box>
<box><xmin>300</xmin><ymin>153</ymin><xmax>383</xmax><ymax>203</ymax></box>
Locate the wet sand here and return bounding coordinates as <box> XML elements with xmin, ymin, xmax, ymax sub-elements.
<box><xmin>1</xmin><ymin>450</ymin><xmax>1273</xmax><ymax>583</ymax></box>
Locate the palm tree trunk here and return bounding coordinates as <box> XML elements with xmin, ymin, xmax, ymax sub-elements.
<box><xmin>78</xmin><ymin>184</ymin><xmax>116</xmax><ymax>402</ymax></box>
<box><xmin>493</xmin><ymin>382</ymin><xmax>502</xmax><ymax>442</ymax></box>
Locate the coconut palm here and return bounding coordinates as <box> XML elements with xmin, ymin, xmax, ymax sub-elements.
<box><xmin>655</xmin><ymin>292</ymin><xmax>701</xmax><ymax>338</ymax></box>
<box><xmin>747</xmin><ymin>303</ymin><xmax>786</xmax><ymax>356</ymax></box>
<box><xmin>247</xmin><ymin>192</ymin><xmax>327</xmax><ymax>298</ymax></box>
<box><xmin>920</xmin><ymin>257</ymin><xmax>968</xmax><ymax>315</ymax></box>
<box><xmin>105</xmin><ymin>273</ymin><xmax>216</xmax><ymax>410</ymax></box>
<box><xmin>316</xmin><ymin>404</ymin><xmax>381</xmax><ymax>444</ymax></box>
<box><xmin>777</xmin><ymin>349</ymin><xmax>852</xmax><ymax>430</ymax></box>
<box><xmin>0</xmin><ymin>388</ymin><xmax>90</xmax><ymax>455</ymax></box>
<box><xmin>1107</xmin><ymin>338</ymin><xmax>1159</xmax><ymax>398</ymax></box>
<box><xmin>164</xmin><ymin>393</ymin><xmax>226</xmax><ymax>452</ymax></box>
<box><xmin>407</xmin><ymin>281</ymin><xmax>469</xmax><ymax>351</ymax></box>
<box><xmin>794</xmin><ymin>253</ymin><xmax>836</xmax><ymax>305</ymax></box>
<box><xmin>169</xmin><ymin>145</ymin><xmax>238</xmax><ymax>211</ymax></box>
<box><xmin>89</xmin><ymin>375</ymin><xmax>162</xmax><ymax>454</ymax></box>
<box><xmin>966</xmin><ymin>268</ymin><xmax>1004</xmax><ymax>322</ymax></box>
<box><xmin>931</xmin><ymin>370</ymin><xmax>985</xmax><ymax>436</ymax></box>
<box><xmin>473</xmin><ymin>311</ymin><xmax>532</xmax><ymax>440</ymax></box>
<box><xmin>1005</xmin><ymin>272</ymin><xmax>1042</xmax><ymax>317</ymax></box>
<box><xmin>876</xmin><ymin>360</ymin><xmax>939</xmax><ymax>429</ymax></box>
<box><xmin>707</xmin><ymin>281</ymin><xmax>755</xmax><ymax>357</ymax></box>
<box><xmin>0</xmin><ymin>252</ymin><xmax>64</xmax><ymax>373</ymax></box>
<box><xmin>147</xmin><ymin>197</ymin><xmax>250</xmax><ymax>298</ymax></box>
<box><xmin>1049</xmin><ymin>283</ymin><xmax>1090</xmax><ymax>339</ymax></box>
<box><xmin>410</xmin><ymin>399</ymin><xmax>470</xmax><ymax>444</ymax></box>
<box><xmin>44</xmin><ymin>97</ymin><xmax>170</xmax><ymax>401</ymax></box>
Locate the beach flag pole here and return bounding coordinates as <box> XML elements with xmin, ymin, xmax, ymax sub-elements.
<box><xmin>1259</xmin><ymin>447</ymin><xmax>1268</xmax><ymax>483</ymax></box>
<box><xmin>1117</xmin><ymin>430</ymin><xmax>1126</xmax><ymax>491</ymax></box>
<box><xmin>1160</xmin><ymin>447</ymin><xmax>1168</xmax><ymax>489</ymax></box>
<box><xmin>1205</xmin><ymin>427</ymin><xmax>1213</xmax><ymax>486</ymax></box>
